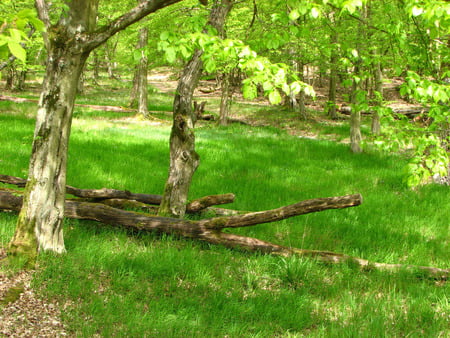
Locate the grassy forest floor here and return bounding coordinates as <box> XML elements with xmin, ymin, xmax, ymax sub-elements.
<box><xmin>0</xmin><ymin>69</ymin><xmax>449</xmax><ymax>337</ymax></box>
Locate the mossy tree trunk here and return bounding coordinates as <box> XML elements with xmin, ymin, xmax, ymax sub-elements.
<box><xmin>8</xmin><ymin>0</ymin><xmax>185</xmax><ymax>262</ymax></box>
<box><xmin>159</xmin><ymin>0</ymin><xmax>233</xmax><ymax>217</ymax></box>
<box><xmin>158</xmin><ymin>49</ymin><xmax>203</xmax><ymax>218</ymax></box>
<box><xmin>8</xmin><ymin>0</ymin><xmax>99</xmax><ymax>258</ymax></box>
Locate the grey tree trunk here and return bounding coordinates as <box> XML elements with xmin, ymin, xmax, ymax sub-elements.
<box><xmin>137</xmin><ymin>25</ymin><xmax>149</xmax><ymax>117</ymax></box>
<box><xmin>328</xmin><ymin>31</ymin><xmax>339</xmax><ymax>120</ymax></box>
<box><xmin>371</xmin><ymin>59</ymin><xmax>383</xmax><ymax>135</ymax></box>
<box><xmin>8</xmin><ymin>0</ymin><xmax>185</xmax><ymax>262</ymax></box>
<box><xmin>350</xmin><ymin>69</ymin><xmax>363</xmax><ymax>154</ymax></box>
<box><xmin>9</xmin><ymin>0</ymin><xmax>99</xmax><ymax>257</ymax></box>
<box><xmin>158</xmin><ymin>49</ymin><xmax>203</xmax><ymax>217</ymax></box>
<box><xmin>219</xmin><ymin>72</ymin><xmax>232</xmax><ymax>126</ymax></box>
<box><xmin>159</xmin><ymin>0</ymin><xmax>233</xmax><ymax>217</ymax></box>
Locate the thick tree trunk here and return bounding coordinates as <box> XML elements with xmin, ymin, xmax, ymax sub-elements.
<box><xmin>8</xmin><ymin>0</ymin><xmax>100</xmax><ymax>259</ymax></box>
<box><xmin>158</xmin><ymin>49</ymin><xmax>203</xmax><ymax>218</ymax></box>
<box><xmin>1</xmin><ymin>189</ymin><xmax>448</xmax><ymax>278</ymax></box>
<box><xmin>159</xmin><ymin>0</ymin><xmax>233</xmax><ymax>218</ymax></box>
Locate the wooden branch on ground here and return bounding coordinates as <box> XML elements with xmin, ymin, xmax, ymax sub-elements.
<box><xmin>338</xmin><ymin>105</ymin><xmax>430</xmax><ymax>118</ymax></box>
<box><xmin>0</xmin><ymin>175</ymin><xmax>235</xmax><ymax>213</ymax></box>
<box><xmin>0</xmin><ymin>189</ymin><xmax>447</xmax><ymax>278</ymax></box>
<box><xmin>95</xmin><ymin>194</ymin><xmax>235</xmax><ymax>214</ymax></box>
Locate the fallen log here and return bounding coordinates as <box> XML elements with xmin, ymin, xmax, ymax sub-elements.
<box><xmin>0</xmin><ymin>189</ymin><xmax>447</xmax><ymax>278</ymax></box>
<box><xmin>338</xmin><ymin>105</ymin><xmax>430</xmax><ymax>118</ymax></box>
<box><xmin>0</xmin><ymin>175</ymin><xmax>235</xmax><ymax>212</ymax></box>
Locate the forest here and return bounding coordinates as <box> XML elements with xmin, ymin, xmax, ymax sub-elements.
<box><xmin>0</xmin><ymin>0</ymin><xmax>449</xmax><ymax>336</ymax></box>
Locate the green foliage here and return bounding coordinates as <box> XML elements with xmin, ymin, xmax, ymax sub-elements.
<box><xmin>370</xmin><ymin>70</ymin><xmax>450</xmax><ymax>187</ymax></box>
<box><xmin>0</xmin><ymin>6</ymin><xmax>44</xmax><ymax>64</ymax></box>
<box><xmin>158</xmin><ymin>30</ymin><xmax>314</xmax><ymax>105</ymax></box>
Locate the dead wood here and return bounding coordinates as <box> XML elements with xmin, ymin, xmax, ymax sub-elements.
<box><xmin>339</xmin><ymin>105</ymin><xmax>429</xmax><ymax>118</ymax></box>
<box><xmin>0</xmin><ymin>175</ymin><xmax>234</xmax><ymax>212</ymax></box>
<box><xmin>0</xmin><ymin>189</ymin><xmax>447</xmax><ymax>278</ymax></box>
<box><xmin>187</xmin><ymin>193</ymin><xmax>235</xmax><ymax>212</ymax></box>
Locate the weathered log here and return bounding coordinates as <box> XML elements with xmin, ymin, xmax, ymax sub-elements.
<box><xmin>0</xmin><ymin>175</ymin><xmax>234</xmax><ymax>212</ymax></box>
<box><xmin>187</xmin><ymin>193</ymin><xmax>235</xmax><ymax>213</ymax></box>
<box><xmin>339</xmin><ymin>105</ymin><xmax>430</xmax><ymax>118</ymax></box>
<box><xmin>95</xmin><ymin>198</ymin><xmax>159</xmax><ymax>213</ymax></box>
<box><xmin>96</xmin><ymin>194</ymin><xmax>235</xmax><ymax>214</ymax></box>
<box><xmin>0</xmin><ymin>189</ymin><xmax>447</xmax><ymax>278</ymax></box>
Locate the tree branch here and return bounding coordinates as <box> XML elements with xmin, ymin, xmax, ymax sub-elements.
<box><xmin>34</xmin><ymin>0</ymin><xmax>50</xmax><ymax>48</ymax></box>
<box><xmin>83</xmin><ymin>0</ymin><xmax>185</xmax><ymax>51</ymax></box>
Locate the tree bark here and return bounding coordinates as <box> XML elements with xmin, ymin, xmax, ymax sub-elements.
<box><xmin>158</xmin><ymin>49</ymin><xmax>203</xmax><ymax>218</ymax></box>
<box><xmin>328</xmin><ymin>30</ymin><xmax>339</xmax><ymax>120</ymax></box>
<box><xmin>350</xmin><ymin>99</ymin><xmax>363</xmax><ymax>153</ymax></box>
<box><xmin>218</xmin><ymin>72</ymin><xmax>232</xmax><ymax>126</ymax></box>
<box><xmin>1</xmin><ymin>189</ymin><xmax>448</xmax><ymax>278</ymax></box>
<box><xmin>9</xmin><ymin>0</ymin><xmax>100</xmax><ymax>258</ymax></box>
<box><xmin>159</xmin><ymin>0</ymin><xmax>233</xmax><ymax>218</ymax></box>
<box><xmin>136</xmin><ymin>8</ymin><xmax>149</xmax><ymax>117</ymax></box>
<box><xmin>9</xmin><ymin>0</ymin><xmax>185</xmax><ymax>261</ymax></box>
<box><xmin>371</xmin><ymin>58</ymin><xmax>383</xmax><ymax>135</ymax></box>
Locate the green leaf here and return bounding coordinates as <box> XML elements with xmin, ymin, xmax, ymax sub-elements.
<box><xmin>268</xmin><ymin>90</ymin><xmax>282</xmax><ymax>105</ymax></box>
<box><xmin>289</xmin><ymin>9</ymin><xmax>300</xmax><ymax>21</ymax></box>
<box><xmin>179</xmin><ymin>45</ymin><xmax>191</xmax><ymax>59</ymax></box>
<box><xmin>9</xmin><ymin>28</ymin><xmax>24</xmax><ymax>42</ymax></box>
<box><xmin>412</xmin><ymin>6</ymin><xmax>424</xmax><ymax>17</ymax></box>
<box><xmin>311</xmin><ymin>7</ymin><xmax>320</xmax><ymax>19</ymax></box>
<box><xmin>262</xmin><ymin>81</ymin><xmax>273</xmax><ymax>92</ymax></box>
<box><xmin>8</xmin><ymin>42</ymin><xmax>26</xmax><ymax>63</ymax></box>
<box><xmin>242</xmin><ymin>82</ymin><xmax>257</xmax><ymax>100</ymax></box>
<box><xmin>204</xmin><ymin>58</ymin><xmax>216</xmax><ymax>73</ymax></box>
<box><xmin>290</xmin><ymin>81</ymin><xmax>302</xmax><ymax>95</ymax></box>
<box><xmin>132</xmin><ymin>50</ymin><xmax>141</xmax><ymax>62</ymax></box>
<box><xmin>160</xmin><ymin>31</ymin><xmax>170</xmax><ymax>41</ymax></box>
<box><xmin>165</xmin><ymin>46</ymin><xmax>176</xmax><ymax>63</ymax></box>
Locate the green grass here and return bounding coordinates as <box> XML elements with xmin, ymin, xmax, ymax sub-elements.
<box><xmin>0</xmin><ymin>91</ymin><xmax>449</xmax><ymax>336</ymax></box>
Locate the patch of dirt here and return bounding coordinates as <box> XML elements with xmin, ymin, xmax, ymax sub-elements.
<box><xmin>0</xmin><ymin>248</ymin><xmax>70</xmax><ymax>337</ymax></box>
